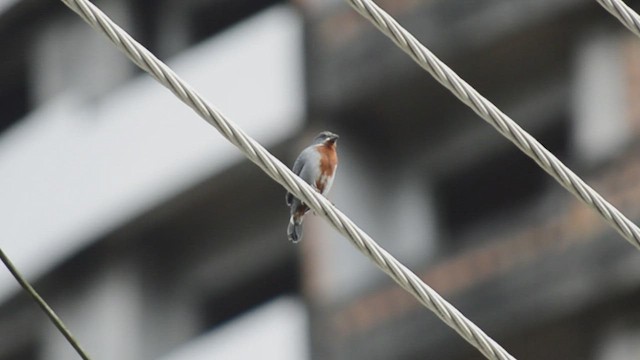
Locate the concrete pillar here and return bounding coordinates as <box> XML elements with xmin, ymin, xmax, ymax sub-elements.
<box><xmin>573</xmin><ymin>30</ymin><xmax>630</xmax><ymax>165</ymax></box>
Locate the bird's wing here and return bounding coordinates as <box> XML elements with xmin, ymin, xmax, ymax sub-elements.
<box><xmin>291</xmin><ymin>151</ymin><xmax>306</xmax><ymax>175</ymax></box>
<box><xmin>286</xmin><ymin>146</ymin><xmax>318</xmax><ymax>206</ymax></box>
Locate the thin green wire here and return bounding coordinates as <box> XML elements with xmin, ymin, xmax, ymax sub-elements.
<box><xmin>0</xmin><ymin>247</ymin><xmax>92</xmax><ymax>360</ymax></box>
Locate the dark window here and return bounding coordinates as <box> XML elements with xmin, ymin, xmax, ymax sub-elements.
<box><xmin>200</xmin><ymin>257</ymin><xmax>299</xmax><ymax>330</ymax></box>
<box><xmin>0</xmin><ymin>343</ymin><xmax>38</xmax><ymax>360</ymax></box>
<box><xmin>131</xmin><ymin>0</ymin><xmax>161</xmax><ymax>53</ymax></box>
<box><xmin>435</xmin><ymin>119</ymin><xmax>570</xmax><ymax>242</ymax></box>
<box><xmin>189</xmin><ymin>0</ymin><xmax>283</xmax><ymax>44</ymax></box>
<box><xmin>0</xmin><ymin>64</ymin><xmax>28</xmax><ymax>134</ymax></box>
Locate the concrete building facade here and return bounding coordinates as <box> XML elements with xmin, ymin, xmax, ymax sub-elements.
<box><xmin>2</xmin><ymin>0</ymin><xmax>640</xmax><ymax>359</ymax></box>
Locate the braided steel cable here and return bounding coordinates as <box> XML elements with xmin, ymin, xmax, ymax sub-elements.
<box><xmin>58</xmin><ymin>0</ymin><xmax>515</xmax><ymax>358</ymax></box>
<box><xmin>597</xmin><ymin>0</ymin><xmax>640</xmax><ymax>38</ymax></box>
<box><xmin>346</xmin><ymin>0</ymin><xmax>640</xmax><ymax>251</ymax></box>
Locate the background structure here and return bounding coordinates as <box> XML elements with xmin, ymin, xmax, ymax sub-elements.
<box><xmin>1</xmin><ymin>0</ymin><xmax>640</xmax><ymax>359</ymax></box>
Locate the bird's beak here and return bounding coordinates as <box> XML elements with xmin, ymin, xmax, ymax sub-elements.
<box><xmin>329</xmin><ymin>134</ymin><xmax>339</xmax><ymax>142</ymax></box>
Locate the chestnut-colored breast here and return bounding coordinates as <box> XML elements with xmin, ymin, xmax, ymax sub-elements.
<box><xmin>315</xmin><ymin>143</ymin><xmax>338</xmax><ymax>193</ymax></box>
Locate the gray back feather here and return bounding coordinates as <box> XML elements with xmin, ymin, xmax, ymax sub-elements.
<box><xmin>286</xmin><ymin>145</ymin><xmax>321</xmax><ymax>207</ymax></box>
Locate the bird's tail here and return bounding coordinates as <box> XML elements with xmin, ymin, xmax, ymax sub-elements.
<box><xmin>287</xmin><ymin>216</ymin><xmax>304</xmax><ymax>243</ymax></box>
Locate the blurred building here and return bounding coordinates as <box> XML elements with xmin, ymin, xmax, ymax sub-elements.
<box><xmin>2</xmin><ymin>0</ymin><xmax>640</xmax><ymax>359</ymax></box>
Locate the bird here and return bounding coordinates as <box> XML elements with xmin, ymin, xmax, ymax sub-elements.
<box><xmin>286</xmin><ymin>131</ymin><xmax>339</xmax><ymax>243</ymax></box>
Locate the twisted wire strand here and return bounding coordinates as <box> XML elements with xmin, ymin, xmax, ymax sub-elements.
<box><xmin>59</xmin><ymin>0</ymin><xmax>515</xmax><ymax>358</ymax></box>
<box><xmin>597</xmin><ymin>0</ymin><xmax>640</xmax><ymax>38</ymax></box>
<box><xmin>346</xmin><ymin>0</ymin><xmax>640</xmax><ymax>251</ymax></box>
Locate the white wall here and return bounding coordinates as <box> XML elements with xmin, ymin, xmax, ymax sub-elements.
<box><xmin>157</xmin><ymin>297</ymin><xmax>309</xmax><ymax>360</ymax></box>
<box><xmin>0</xmin><ymin>5</ymin><xmax>304</xmax><ymax>302</ymax></box>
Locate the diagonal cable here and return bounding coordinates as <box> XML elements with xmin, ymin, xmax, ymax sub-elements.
<box><xmin>58</xmin><ymin>0</ymin><xmax>515</xmax><ymax>359</ymax></box>
<box><xmin>0</xmin><ymin>248</ymin><xmax>92</xmax><ymax>360</ymax></box>
<box><xmin>345</xmin><ymin>0</ymin><xmax>640</xmax><ymax>251</ymax></box>
<box><xmin>597</xmin><ymin>0</ymin><xmax>640</xmax><ymax>38</ymax></box>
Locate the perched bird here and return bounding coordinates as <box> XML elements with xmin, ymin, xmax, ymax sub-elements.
<box><xmin>286</xmin><ymin>131</ymin><xmax>339</xmax><ymax>243</ymax></box>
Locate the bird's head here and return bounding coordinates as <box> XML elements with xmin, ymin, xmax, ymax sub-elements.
<box><xmin>313</xmin><ymin>131</ymin><xmax>339</xmax><ymax>146</ymax></box>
